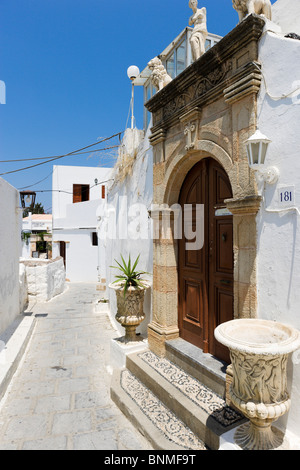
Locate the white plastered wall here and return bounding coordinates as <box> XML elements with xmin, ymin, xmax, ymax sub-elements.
<box><xmin>105</xmin><ymin>126</ymin><xmax>153</xmax><ymax>337</ymax></box>
<box><xmin>0</xmin><ymin>178</ymin><xmax>22</xmax><ymax>333</ymax></box>
<box><xmin>257</xmin><ymin>19</ymin><xmax>300</xmax><ymax>439</ymax></box>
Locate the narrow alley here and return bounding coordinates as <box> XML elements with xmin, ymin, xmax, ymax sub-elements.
<box><xmin>0</xmin><ymin>283</ymin><xmax>153</xmax><ymax>450</ymax></box>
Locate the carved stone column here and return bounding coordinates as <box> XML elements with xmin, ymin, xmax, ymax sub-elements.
<box><xmin>225</xmin><ymin>195</ymin><xmax>261</xmax><ymax>320</ymax></box>
<box><xmin>148</xmin><ymin>207</ymin><xmax>179</xmax><ymax>357</ymax></box>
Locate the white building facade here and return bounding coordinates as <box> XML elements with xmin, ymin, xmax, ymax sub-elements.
<box><xmin>52</xmin><ymin>165</ymin><xmax>112</xmax><ymax>283</ymax></box>
<box><xmin>255</xmin><ymin>5</ymin><xmax>300</xmax><ymax>438</ymax></box>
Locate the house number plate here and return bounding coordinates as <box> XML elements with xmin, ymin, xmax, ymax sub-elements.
<box><xmin>278</xmin><ymin>186</ymin><xmax>295</xmax><ymax>207</ymax></box>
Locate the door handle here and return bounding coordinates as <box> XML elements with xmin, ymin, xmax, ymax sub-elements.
<box><xmin>220</xmin><ymin>279</ymin><xmax>231</xmax><ymax>285</ymax></box>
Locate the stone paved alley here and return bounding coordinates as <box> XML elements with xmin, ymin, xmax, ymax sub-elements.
<box><xmin>0</xmin><ymin>283</ymin><xmax>153</xmax><ymax>450</ymax></box>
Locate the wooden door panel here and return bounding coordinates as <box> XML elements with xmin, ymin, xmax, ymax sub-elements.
<box><xmin>178</xmin><ymin>158</ymin><xmax>233</xmax><ymax>362</ymax></box>
<box><xmin>213</xmin><ymin>287</ymin><xmax>233</xmax><ymax>362</ymax></box>
<box><xmin>216</xmin><ymin>220</ymin><xmax>233</xmax><ymax>274</ymax></box>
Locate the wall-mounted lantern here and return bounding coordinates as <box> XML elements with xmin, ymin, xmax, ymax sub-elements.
<box><xmin>246</xmin><ymin>129</ymin><xmax>279</xmax><ymax>184</ymax></box>
<box><xmin>20</xmin><ymin>190</ymin><xmax>36</xmax><ymax>209</ymax></box>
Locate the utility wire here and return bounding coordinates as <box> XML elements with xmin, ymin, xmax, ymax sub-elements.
<box><xmin>31</xmin><ymin>179</ymin><xmax>114</xmax><ymax>195</ymax></box>
<box><xmin>18</xmin><ymin>170</ymin><xmax>54</xmax><ymax>190</ymax></box>
<box><xmin>0</xmin><ymin>144</ymin><xmax>119</xmax><ymax>163</ymax></box>
<box><xmin>0</xmin><ymin>132</ymin><xmax>122</xmax><ymax>176</ymax></box>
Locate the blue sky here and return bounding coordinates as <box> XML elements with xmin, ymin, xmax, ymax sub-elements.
<box><xmin>0</xmin><ymin>0</ymin><xmax>276</xmax><ymax>212</ymax></box>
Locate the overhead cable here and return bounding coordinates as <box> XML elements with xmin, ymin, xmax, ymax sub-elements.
<box><xmin>0</xmin><ymin>132</ymin><xmax>122</xmax><ymax>176</ymax></box>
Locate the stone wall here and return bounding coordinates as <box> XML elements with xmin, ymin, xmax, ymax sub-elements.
<box><xmin>20</xmin><ymin>257</ymin><xmax>66</xmax><ymax>302</ymax></box>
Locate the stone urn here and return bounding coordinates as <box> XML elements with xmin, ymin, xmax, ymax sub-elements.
<box><xmin>215</xmin><ymin>319</ymin><xmax>300</xmax><ymax>450</ymax></box>
<box><xmin>109</xmin><ymin>282</ymin><xmax>150</xmax><ymax>343</ymax></box>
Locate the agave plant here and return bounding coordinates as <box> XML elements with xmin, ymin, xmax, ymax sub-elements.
<box><xmin>110</xmin><ymin>254</ymin><xmax>149</xmax><ymax>296</ymax></box>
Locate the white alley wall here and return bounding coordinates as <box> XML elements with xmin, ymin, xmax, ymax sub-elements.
<box><xmin>256</xmin><ymin>23</ymin><xmax>300</xmax><ymax>438</ymax></box>
<box><xmin>0</xmin><ymin>178</ymin><xmax>22</xmax><ymax>334</ymax></box>
<box><xmin>105</xmin><ymin>127</ymin><xmax>153</xmax><ymax>337</ymax></box>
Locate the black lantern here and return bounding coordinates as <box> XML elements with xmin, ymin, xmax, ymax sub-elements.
<box><xmin>20</xmin><ymin>190</ymin><xmax>36</xmax><ymax>209</ymax></box>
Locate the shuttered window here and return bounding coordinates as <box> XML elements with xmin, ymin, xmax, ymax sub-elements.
<box><xmin>73</xmin><ymin>184</ymin><xmax>90</xmax><ymax>203</ymax></box>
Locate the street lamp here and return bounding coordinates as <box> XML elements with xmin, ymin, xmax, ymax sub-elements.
<box><xmin>127</xmin><ymin>65</ymin><xmax>140</xmax><ymax>130</ymax></box>
<box><xmin>19</xmin><ymin>190</ymin><xmax>36</xmax><ymax>209</ymax></box>
<box><xmin>245</xmin><ymin>129</ymin><xmax>279</xmax><ymax>184</ymax></box>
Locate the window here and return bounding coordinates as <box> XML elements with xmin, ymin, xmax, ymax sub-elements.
<box><xmin>176</xmin><ymin>41</ymin><xmax>186</xmax><ymax>75</ymax></box>
<box><xmin>144</xmin><ymin>81</ymin><xmax>157</xmax><ymax>129</ymax></box>
<box><xmin>101</xmin><ymin>185</ymin><xmax>105</xmax><ymax>199</ymax></box>
<box><xmin>166</xmin><ymin>38</ymin><xmax>187</xmax><ymax>79</ymax></box>
<box><xmin>91</xmin><ymin>232</ymin><xmax>98</xmax><ymax>246</ymax></box>
<box><xmin>73</xmin><ymin>184</ymin><xmax>90</xmax><ymax>203</ymax></box>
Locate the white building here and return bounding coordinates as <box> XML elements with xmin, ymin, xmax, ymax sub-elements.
<box><xmin>107</xmin><ymin>0</ymin><xmax>300</xmax><ymax>450</ymax></box>
<box><xmin>22</xmin><ymin>213</ymin><xmax>53</xmax><ymax>259</ymax></box>
<box><xmin>52</xmin><ymin>165</ymin><xmax>113</xmax><ymax>283</ymax></box>
<box><xmin>255</xmin><ymin>5</ymin><xmax>300</xmax><ymax>438</ymax></box>
<box><xmin>22</xmin><ymin>213</ymin><xmax>52</xmax><ymax>233</ymax></box>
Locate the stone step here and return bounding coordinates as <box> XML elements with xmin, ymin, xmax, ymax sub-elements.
<box><xmin>165</xmin><ymin>338</ymin><xmax>228</xmax><ymax>398</ymax></box>
<box><xmin>125</xmin><ymin>349</ymin><xmax>245</xmax><ymax>450</ymax></box>
<box><xmin>110</xmin><ymin>367</ymin><xmax>207</xmax><ymax>451</ymax></box>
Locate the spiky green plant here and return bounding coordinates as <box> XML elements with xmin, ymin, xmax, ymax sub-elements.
<box><xmin>110</xmin><ymin>254</ymin><xmax>149</xmax><ymax>296</ymax></box>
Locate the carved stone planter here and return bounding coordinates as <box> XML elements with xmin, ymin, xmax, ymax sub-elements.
<box><xmin>109</xmin><ymin>282</ymin><xmax>150</xmax><ymax>343</ymax></box>
<box><xmin>215</xmin><ymin>319</ymin><xmax>300</xmax><ymax>450</ymax></box>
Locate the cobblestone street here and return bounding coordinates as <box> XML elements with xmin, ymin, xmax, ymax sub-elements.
<box><xmin>0</xmin><ymin>283</ymin><xmax>153</xmax><ymax>450</ymax></box>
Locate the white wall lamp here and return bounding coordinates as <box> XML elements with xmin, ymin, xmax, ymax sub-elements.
<box><xmin>246</xmin><ymin>129</ymin><xmax>279</xmax><ymax>185</ymax></box>
<box><xmin>127</xmin><ymin>65</ymin><xmax>140</xmax><ymax>129</ymax></box>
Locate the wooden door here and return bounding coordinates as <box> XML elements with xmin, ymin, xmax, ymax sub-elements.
<box><xmin>59</xmin><ymin>241</ymin><xmax>66</xmax><ymax>267</ymax></box>
<box><xmin>178</xmin><ymin>158</ymin><xmax>233</xmax><ymax>363</ymax></box>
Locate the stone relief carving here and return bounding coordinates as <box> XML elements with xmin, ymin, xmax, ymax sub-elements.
<box><xmin>148</xmin><ymin>57</ymin><xmax>172</xmax><ymax>91</ymax></box>
<box><xmin>162</xmin><ymin>61</ymin><xmax>232</xmax><ymax>120</ymax></box>
<box><xmin>188</xmin><ymin>0</ymin><xmax>208</xmax><ymax>61</ymax></box>
<box><xmin>230</xmin><ymin>350</ymin><xmax>289</xmax><ymax>408</ymax></box>
<box><xmin>184</xmin><ymin>123</ymin><xmax>196</xmax><ymax>150</ymax></box>
<box><xmin>232</xmin><ymin>0</ymin><xmax>272</xmax><ymax>23</ymax></box>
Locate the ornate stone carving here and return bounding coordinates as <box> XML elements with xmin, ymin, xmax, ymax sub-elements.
<box><xmin>179</xmin><ymin>107</ymin><xmax>201</xmax><ymax>152</ymax></box>
<box><xmin>184</xmin><ymin>124</ymin><xmax>196</xmax><ymax>150</ymax></box>
<box><xmin>110</xmin><ymin>283</ymin><xmax>150</xmax><ymax>342</ymax></box>
<box><xmin>148</xmin><ymin>57</ymin><xmax>172</xmax><ymax>91</ymax></box>
<box><xmin>215</xmin><ymin>319</ymin><xmax>300</xmax><ymax>450</ymax></box>
<box><xmin>188</xmin><ymin>1</ymin><xmax>208</xmax><ymax>62</ymax></box>
<box><xmin>162</xmin><ymin>61</ymin><xmax>231</xmax><ymax>121</ymax></box>
<box><xmin>232</xmin><ymin>0</ymin><xmax>272</xmax><ymax>23</ymax></box>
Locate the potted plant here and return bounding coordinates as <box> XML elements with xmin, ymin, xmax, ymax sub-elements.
<box><xmin>109</xmin><ymin>254</ymin><xmax>150</xmax><ymax>342</ymax></box>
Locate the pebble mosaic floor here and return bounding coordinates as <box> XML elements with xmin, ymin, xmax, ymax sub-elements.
<box><xmin>138</xmin><ymin>350</ymin><xmax>243</xmax><ymax>428</ymax></box>
<box><xmin>120</xmin><ymin>369</ymin><xmax>207</xmax><ymax>450</ymax></box>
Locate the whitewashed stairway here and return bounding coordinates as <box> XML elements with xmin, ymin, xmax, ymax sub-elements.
<box><xmin>110</xmin><ymin>338</ymin><xmax>245</xmax><ymax>450</ymax></box>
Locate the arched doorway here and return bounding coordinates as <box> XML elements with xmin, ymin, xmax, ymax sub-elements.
<box><xmin>178</xmin><ymin>158</ymin><xmax>233</xmax><ymax>363</ymax></box>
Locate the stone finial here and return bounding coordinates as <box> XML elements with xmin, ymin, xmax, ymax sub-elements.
<box><xmin>232</xmin><ymin>0</ymin><xmax>272</xmax><ymax>23</ymax></box>
<box><xmin>188</xmin><ymin>0</ymin><xmax>208</xmax><ymax>61</ymax></box>
<box><xmin>147</xmin><ymin>57</ymin><xmax>172</xmax><ymax>91</ymax></box>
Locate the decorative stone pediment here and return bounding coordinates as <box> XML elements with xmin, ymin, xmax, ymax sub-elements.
<box><xmin>163</xmin><ymin>61</ymin><xmax>232</xmax><ymax>122</ymax></box>
<box><xmin>146</xmin><ymin>14</ymin><xmax>266</xmax><ymax>130</ymax></box>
